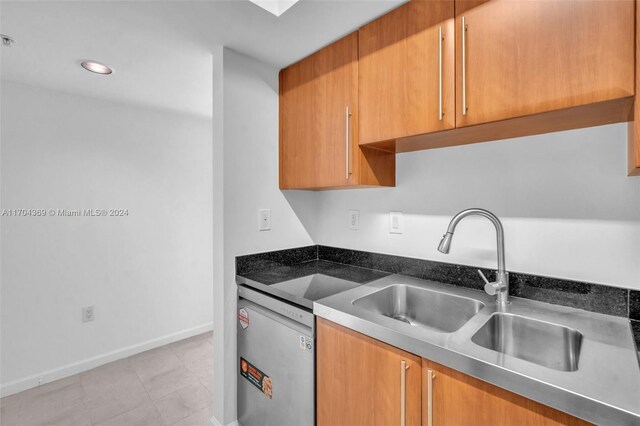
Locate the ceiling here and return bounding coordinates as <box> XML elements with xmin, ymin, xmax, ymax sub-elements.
<box><xmin>0</xmin><ymin>0</ymin><xmax>405</xmax><ymax>117</ymax></box>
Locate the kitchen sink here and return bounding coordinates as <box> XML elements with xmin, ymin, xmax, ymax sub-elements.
<box><xmin>352</xmin><ymin>284</ymin><xmax>484</xmax><ymax>333</ymax></box>
<box><xmin>471</xmin><ymin>313</ymin><xmax>583</xmax><ymax>371</ymax></box>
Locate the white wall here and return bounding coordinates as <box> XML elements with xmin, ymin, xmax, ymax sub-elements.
<box><xmin>211</xmin><ymin>48</ymin><xmax>317</xmax><ymax>426</ymax></box>
<box><xmin>0</xmin><ymin>81</ymin><xmax>214</xmax><ymax>395</ymax></box>
<box><xmin>315</xmin><ymin>124</ymin><xmax>640</xmax><ymax>289</ymax></box>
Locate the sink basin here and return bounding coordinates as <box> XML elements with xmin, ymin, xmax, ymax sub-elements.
<box><xmin>472</xmin><ymin>313</ymin><xmax>583</xmax><ymax>371</ymax></box>
<box><xmin>352</xmin><ymin>284</ymin><xmax>484</xmax><ymax>333</ymax></box>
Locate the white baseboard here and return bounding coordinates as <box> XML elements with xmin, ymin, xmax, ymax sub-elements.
<box><xmin>0</xmin><ymin>322</ymin><xmax>213</xmax><ymax>397</ymax></box>
<box><xmin>211</xmin><ymin>416</ymin><xmax>239</xmax><ymax>426</ymax></box>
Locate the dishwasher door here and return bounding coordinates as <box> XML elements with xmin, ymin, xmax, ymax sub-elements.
<box><xmin>237</xmin><ymin>292</ymin><xmax>315</xmax><ymax>426</ymax></box>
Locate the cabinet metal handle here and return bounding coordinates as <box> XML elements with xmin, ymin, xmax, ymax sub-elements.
<box><xmin>427</xmin><ymin>368</ymin><xmax>436</xmax><ymax>426</ymax></box>
<box><xmin>461</xmin><ymin>16</ymin><xmax>467</xmax><ymax>116</ymax></box>
<box><xmin>345</xmin><ymin>106</ymin><xmax>351</xmax><ymax>180</ymax></box>
<box><xmin>401</xmin><ymin>360</ymin><xmax>409</xmax><ymax>426</ymax></box>
<box><xmin>438</xmin><ymin>26</ymin><xmax>443</xmax><ymax>121</ymax></box>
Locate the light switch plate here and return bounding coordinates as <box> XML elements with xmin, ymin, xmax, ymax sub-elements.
<box><xmin>389</xmin><ymin>211</ymin><xmax>403</xmax><ymax>234</ymax></box>
<box><xmin>348</xmin><ymin>210</ymin><xmax>359</xmax><ymax>230</ymax></box>
<box><xmin>259</xmin><ymin>209</ymin><xmax>271</xmax><ymax>231</ymax></box>
<box><xmin>82</xmin><ymin>306</ymin><xmax>95</xmax><ymax>323</ymax></box>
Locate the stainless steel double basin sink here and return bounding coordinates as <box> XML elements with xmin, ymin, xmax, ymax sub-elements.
<box><xmin>314</xmin><ymin>275</ymin><xmax>640</xmax><ymax>425</ymax></box>
<box><xmin>352</xmin><ymin>284</ymin><xmax>583</xmax><ymax>372</ymax></box>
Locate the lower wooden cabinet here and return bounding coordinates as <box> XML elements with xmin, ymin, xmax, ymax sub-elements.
<box><xmin>318</xmin><ymin>318</ymin><xmax>591</xmax><ymax>426</ymax></box>
<box><xmin>422</xmin><ymin>359</ymin><xmax>591</xmax><ymax>426</ymax></box>
<box><xmin>317</xmin><ymin>318</ymin><xmax>421</xmax><ymax>426</ymax></box>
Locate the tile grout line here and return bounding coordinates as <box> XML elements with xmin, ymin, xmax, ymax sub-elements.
<box><xmin>162</xmin><ymin>337</ymin><xmax>214</xmax><ymax>426</ymax></box>
<box><xmin>133</xmin><ymin>356</ymin><xmax>165</xmax><ymax>426</ymax></box>
<box><xmin>164</xmin><ymin>342</ymin><xmax>198</xmax><ymax>426</ymax></box>
<box><xmin>84</xmin><ymin>357</ymin><xmax>159</xmax><ymax>426</ymax></box>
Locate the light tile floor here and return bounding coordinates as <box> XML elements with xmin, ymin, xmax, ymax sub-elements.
<box><xmin>0</xmin><ymin>332</ymin><xmax>213</xmax><ymax>426</ymax></box>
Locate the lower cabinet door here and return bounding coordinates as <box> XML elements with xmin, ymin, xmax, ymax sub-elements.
<box><xmin>317</xmin><ymin>318</ymin><xmax>421</xmax><ymax>426</ymax></box>
<box><xmin>422</xmin><ymin>358</ymin><xmax>592</xmax><ymax>426</ymax></box>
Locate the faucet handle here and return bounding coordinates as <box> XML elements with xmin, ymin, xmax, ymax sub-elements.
<box><xmin>477</xmin><ymin>269</ymin><xmax>491</xmax><ymax>285</ymax></box>
<box><xmin>478</xmin><ymin>269</ymin><xmax>506</xmax><ymax>296</ymax></box>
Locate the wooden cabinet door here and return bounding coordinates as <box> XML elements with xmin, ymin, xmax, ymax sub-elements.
<box><xmin>280</xmin><ymin>33</ymin><xmax>359</xmax><ymax>189</ymax></box>
<box><xmin>628</xmin><ymin>0</ymin><xmax>640</xmax><ymax>176</ymax></box>
<box><xmin>359</xmin><ymin>0</ymin><xmax>455</xmax><ymax>144</ymax></box>
<box><xmin>455</xmin><ymin>0</ymin><xmax>634</xmax><ymax>127</ymax></box>
<box><xmin>317</xmin><ymin>318</ymin><xmax>421</xmax><ymax>426</ymax></box>
<box><xmin>422</xmin><ymin>358</ymin><xmax>591</xmax><ymax>426</ymax></box>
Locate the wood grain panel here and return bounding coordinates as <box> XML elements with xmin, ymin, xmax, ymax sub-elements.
<box><xmin>455</xmin><ymin>0</ymin><xmax>634</xmax><ymax>127</ymax></box>
<box><xmin>422</xmin><ymin>358</ymin><xmax>593</xmax><ymax>426</ymax></box>
<box><xmin>364</xmin><ymin>97</ymin><xmax>634</xmax><ymax>153</ymax></box>
<box><xmin>280</xmin><ymin>33</ymin><xmax>395</xmax><ymax>189</ymax></box>
<box><xmin>359</xmin><ymin>0</ymin><xmax>455</xmax><ymax>143</ymax></box>
<box><xmin>628</xmin><ymin>0</ymin><xmax>640</xmax><ymax>176</ymax></box>
<box><xmin>317</xmin><ymin>318</ymin><xmax>421</xmax><ymax>426</ymax></box>
<box><xmin>357</xmin><ymin>146</ymin><xmax>397</xmax><ymax>188</ymax></box>
<box><xmin>280</xmin><ymin>33</ymin><xmax>357</xmax><ymax>189</ymax></box>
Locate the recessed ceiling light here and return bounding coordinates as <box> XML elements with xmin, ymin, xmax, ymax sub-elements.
<box><xmin>81</xmin><ymin>61</ymin><xmax>113</xmax><ymax>75</ymax></box>
<box><xmin>0</xmin><ymin>34</ymin><xmax>15</xmax><ymax>47</ymax></box>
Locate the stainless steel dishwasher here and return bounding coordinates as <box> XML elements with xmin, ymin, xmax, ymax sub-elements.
<box><xmin>237</xmin><ymin>285</ymin><xmax>315</xmax><ymax>426</ymax></box>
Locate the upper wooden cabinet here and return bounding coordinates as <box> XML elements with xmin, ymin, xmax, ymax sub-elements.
<box><xmin>358</xmin><ymin>0</ymin><xmax>455</xmax><ymax>143</ymax></box>
<box><xmin>361</xmin><ymin>0</ymin><xmax>635</xmax><ymax>155</ymax></box>
<box><xmin>317</xmin><ymin>318</ymin><xmax>422</xmax><ymax>426</ymax></box>
<box><xmin>455</xmin><ymin>0</ymin><xmax>635</xmax><ymax>127</ymax></box>
<box><xmin>280</xmin><ymin>0</ymin><xmax>638</xmax><ymax>183</ymax></box>
<box><xmin>628</xmin><ymin>0</ymin><xmax>640</xmax><ymax>176</ymax></box>
<box><xmin>279</xmin><ymin>33</ymin><xmax>395</xmax><ymax>190</ymax></box>
<box><xmin>422</xmin><ymin>358</ymin><xmax>591</xmax><ymax>426</ymax></box>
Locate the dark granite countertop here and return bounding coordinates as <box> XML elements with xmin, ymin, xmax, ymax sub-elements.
<box><xmin>236</xmin><ymin>260</ymin><xmax>389</xmax><ymax>310</ymax></box>
<box><xmin>236</xmin><ymin>245</ymin><xmax>640</xmax><ymax>351</ymax></box>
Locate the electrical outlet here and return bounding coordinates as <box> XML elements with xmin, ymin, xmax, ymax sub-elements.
<box><xmin>259</xmin><ymin>209</ymin><xmax>271</xmax><ymax>231</ymax></box>
<box><xmin>389</xmin><ymin>211</ymin><xmax>403</xmax><ymax>234</ymax></box>
<box><xmin>82</xmin><ymin>306</ymin><xmax>95</xmax><ymax>323</ymax></box>
<box><xmin>348</xmin><ymin>210</ymin><xmax>359</xmax><ymax>230</ymax></box>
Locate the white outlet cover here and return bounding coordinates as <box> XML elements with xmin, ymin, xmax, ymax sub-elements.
<box><xmin>348</xmin><ymin>210</ymin><xmax>359</xmax><ymax>230</ymax></box>
<box><xmin>389</xmin><ymin>211</ymin><xmax>403</xmax><ymax>234</ymax></box>
<box><xmin>259</xmin><ymin>209</ymin><xmax>271</xmax><ymax>231</ymax></box>
<box><xmin>82</xmin><ymin>306</ymin><xmax>95</xmax><ymax>323</ymax></box>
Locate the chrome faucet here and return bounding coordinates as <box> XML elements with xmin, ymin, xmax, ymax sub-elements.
<box><xmin>437</xmin><ymin>208</ymin><xmax>510</xmax><ymax>306</ymax></box>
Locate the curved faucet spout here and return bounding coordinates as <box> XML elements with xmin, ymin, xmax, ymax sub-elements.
<box><xmin>441</xmin><ymin>208</ymin><xmax>505</xmax><ymax>272</ymax></box>
<box><xmin>437</xmin><ymin>208</ymin><xmax>509</xmax><ymax>305</ymax></box>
